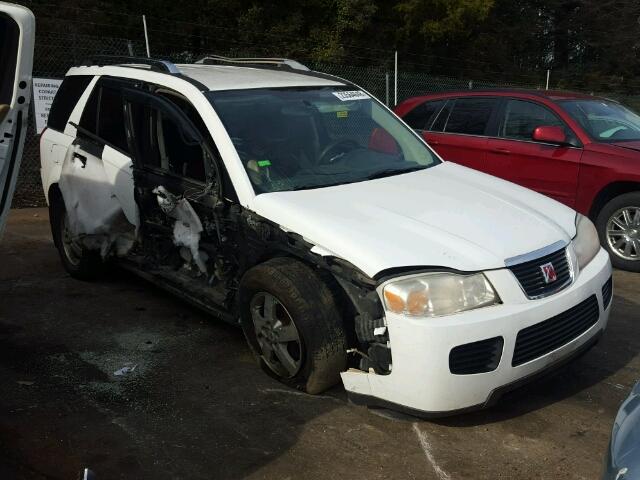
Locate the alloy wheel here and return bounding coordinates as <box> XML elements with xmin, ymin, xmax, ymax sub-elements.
<box><xmin>249</xmin><ymin>292</ymin><xmax>303</xmax><ymax>378</ymax></box>
<box><xmin>606</xmin><ymin>206</ymin><xmax>640</xmax><ymax>261</ymax></box>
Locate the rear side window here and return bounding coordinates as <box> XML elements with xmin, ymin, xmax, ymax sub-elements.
<box><xmin>98</xmin><ymin>86</ymin><xmax>128</xmax><ymax>152</ymax></box>
<box><xmin>78</xmin><ymin>85</ymin><xmax>99</xmax><ymax>134</ymax></box>
<box><xmin>77</xmin><ymin>82</ymin><xmax>128</xmax><ymax>153</ymax></box>
<box><xmin>444</xmin><ymin>98</ymin><xmax>496</xmax><ymax>135</ymax></box>
<box><xmin>431</xmin><ymin>100</ymin><xmax>452</xmax><ymax>132</ymax></box>
<box><xmin>403</xmin><ymin>100</ymin><xmax>445</xmax><ymax>130</ymax></box>
<box><xmin>47</xmin><ymin>75</ymin><xmax>93</xmax><ymax>131</ymax></box>
<box><xmin>500</xmin><ymin>99</ymin><xmax>564</xmax><ymax>140</ymax></box>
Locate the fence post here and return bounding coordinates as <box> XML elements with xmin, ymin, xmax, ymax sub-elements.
<box><xmin>385</xmin><ymin>73</ymin><xmax>390</xmax><ymax>106</ymax></box>
<box><xmin>127</xmin><ymin>40</ymin><xmax>134</xmax><ymax>56</ymax></box>
<box><xmin>394</xmin><ymin>51</ymin><xmax>398</xmax><ymax>106</ymax></box>
<box><xmin>546</xmin><ymin>69</ymin><xmax>550</xmax><ymax>90</ymax></box>
<box><xmin>142</xmin><ymin>15</ymin><xmax>151</xmax><ymax>57</ymax></box>
<box><xmin>468</xmin><ymin>80</ymin><xmax>473</xmax><ymax>90</ymax></box>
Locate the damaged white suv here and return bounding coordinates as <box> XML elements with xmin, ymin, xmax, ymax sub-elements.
<box><xmin>40</xmin><ymin>55</ymin><xmax>613</xmax><ymax>416</ymax></box>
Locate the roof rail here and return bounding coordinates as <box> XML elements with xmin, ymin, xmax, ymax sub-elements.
<box><xmin>80</xmin><ymin>55</ymin><xmax>181</xmax><ymax>74</ymax></box>
<box><xmin>195</xmin><ymin>55</ymin><xmax>310</xmax><ymax>71</ymax></box>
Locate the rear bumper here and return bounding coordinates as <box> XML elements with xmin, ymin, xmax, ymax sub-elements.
<box><xmin>341</xmin><ymin>248</ymin><xmax>612</xmax><ymax>415</ymax></box>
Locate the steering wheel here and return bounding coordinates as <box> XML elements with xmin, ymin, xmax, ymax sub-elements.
<box><xmin>318</xmin><ymin>139</ymin><xmax>363</xmax><ymax>165</ymax></box>
<box><xmin>606</xmin><ymin>127</ymin><xmax>629</xmax><ymax>139</ymax></box>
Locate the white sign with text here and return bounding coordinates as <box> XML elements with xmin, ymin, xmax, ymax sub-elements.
<box><xmin>32</xmin><ymin>77</ymin><xmax>62</xmax><ymax>134</ymax></box>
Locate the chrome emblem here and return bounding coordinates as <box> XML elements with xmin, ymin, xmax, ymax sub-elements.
<box><xmin>540</xmin><ymin>262</ymin><xmax>557</xmax><ymax>283</ymax></box>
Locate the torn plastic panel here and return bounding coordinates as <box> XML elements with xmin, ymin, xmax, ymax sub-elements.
<box><xmin>58</xmin><ymin>145</ymin><xmax>137</xmax><ymax>258</ymax></box>
<box><xmin>308</xmin><ymin>245</ymin><xmax>391</xmax><ymax>375</ymax></box>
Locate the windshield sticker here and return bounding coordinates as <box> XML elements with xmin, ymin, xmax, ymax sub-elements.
<box><xmin>332</xmin><ymin>90</ymin><xmax>370</xmax><ymax>102</ymax></box>
<box><xmin>337</xmin><ymin>110</ymin><xmax>348</xmax><ymax>118</ymax></box>
<box><xmin>257</xmin><ymin>159</ymin><xmax>272</xmax><ymax>167</ymax></box>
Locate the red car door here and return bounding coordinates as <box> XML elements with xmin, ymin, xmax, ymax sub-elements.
<box><xmin>422</xmin><ymin>97</ymin><xmax>498</xmax><ymax>172</ymax></box>
<box><xmin>485</xmin><ymin>98</ymin><xmax>582</xmax><ymax>208</ymax></box>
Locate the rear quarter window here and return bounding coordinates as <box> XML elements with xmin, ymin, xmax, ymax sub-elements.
<box><xmin>403</xmin><ymin>100</ymin><xmax>445</xmax><ymax>130</ymax></box>
<box><xmin>444</xmin><ymin>98</ymin><xmax>497</xmax><ymax>135</ymax></box>
<box><xmin>47</xmin><ymin>75</ymin><xmax>93</xmax><ymax>132</ymax></box>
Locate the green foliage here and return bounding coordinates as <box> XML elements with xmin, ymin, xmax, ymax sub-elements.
<box><xmin>18</xmin><ymin>0</ymin><xmax>640</xmax><ymax>93</ymax></box>
<box><xmin>395</xmin><ymin>0</ymin><xmax>494</xmax><ymax>41</ymax></box>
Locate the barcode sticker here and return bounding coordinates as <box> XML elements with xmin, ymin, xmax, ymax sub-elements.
<box><xmin>332</xmin><ymin>90</ymin><xmax>370</xmax><ymax>101</ymax></box>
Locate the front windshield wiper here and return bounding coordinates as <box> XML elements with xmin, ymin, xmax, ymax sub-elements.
<box><xmin>365</xmin><ymin>165</ymin><xmax>427</xmax><ymax>180</ymax></box>
<box><xmin>291</xmin><ymin>180</ymin><xmax>354</xmax><ymax>191</ymax></box>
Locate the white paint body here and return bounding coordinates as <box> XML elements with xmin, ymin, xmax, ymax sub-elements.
<box><xmin>40</xmin><ymin>62</ymin><xmax>612</xmax><ymax>413</ymax></box>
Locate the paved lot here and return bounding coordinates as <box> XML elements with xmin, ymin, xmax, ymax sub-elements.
<box><xmin>0</xmin><ymin>208</ymin><xmax>638</xmax><ymax>480</ymax></box>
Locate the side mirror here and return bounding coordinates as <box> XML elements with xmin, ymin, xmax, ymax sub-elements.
<box><xmin>532</xmin><ymin>126</ymin><xmax>567</xmax><ymax>145</ymax></box>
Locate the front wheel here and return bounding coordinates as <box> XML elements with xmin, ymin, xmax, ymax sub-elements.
<box><xmin>596</xmin><ymin>192</ymin><xmax>640</xmax><ymax>272</ymax></box>
<box><xmin>239</xmin><ymin>257</ymin><xmax>347</xmax><ymax>394</ymax></box>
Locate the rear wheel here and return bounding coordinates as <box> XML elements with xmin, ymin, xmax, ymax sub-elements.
<box><xmin>50</xmin><ymin>193</ymin><xmax>105</xmax><ymax>280</ymax></box>
<box><xmin>596</xmin><ymin>192</ymin><xmax>640</xmax><ymax>272</ymax></box>
<box><xmin>239</xmin><ymin>257</ymin><xmax>347</xmax><ymax>394</ymax></box>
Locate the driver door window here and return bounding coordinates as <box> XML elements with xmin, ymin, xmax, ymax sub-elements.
<box><xmin>500</xmin><ymin>99</ymin><xmax>565</xmax><ymax>141</ymax></box>
<box><xmin>128</xmin><ymin>93</ymin><xmax>207</xmax><ymax>183</ymax></box>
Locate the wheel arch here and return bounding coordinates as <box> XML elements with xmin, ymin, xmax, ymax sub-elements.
<box><xmin>589</xmin><ymin>181</ymin><xmax>640</xmax><ymax>220</ymax></box>
<box><xmin>237</xmin><ymin>250</ymin><xmax>372</xmax><ymax>351</ymax></box>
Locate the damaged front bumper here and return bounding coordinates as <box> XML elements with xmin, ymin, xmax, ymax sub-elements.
<box><xmin>341</xmin><ymin>248</ymin><xmax>612</xmax><ymax>417</ymax></box>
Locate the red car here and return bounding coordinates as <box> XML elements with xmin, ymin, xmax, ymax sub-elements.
<box><xmin>395</xmin><ymin>89</ymin><xmax>640</xmax><ymax>272</ymax></box>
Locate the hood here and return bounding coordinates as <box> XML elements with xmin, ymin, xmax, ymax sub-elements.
<box><xmin>252</xmin><ymin>162</ymin><xmax>577</xmax><ymax>278</ymax></box>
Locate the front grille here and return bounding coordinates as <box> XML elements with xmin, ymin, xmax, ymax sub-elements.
<box><xmin>602</xmin><ymin>276</ymin><xmax>613</xmax><ymax>309</ymax></box>
<box><xmin>512</xmin><ymin>295</ymin><xmax>599</xmax><ymax>366</ymax></box>
<box><xmin>508</xmin><ymin>247</ymin><xmax>572</xmax><ymax>299</ymax></box>
<box><xmin>449</xmin><ymin>336</ymin><xmax>504</xmax><ymax>374</ymax></box>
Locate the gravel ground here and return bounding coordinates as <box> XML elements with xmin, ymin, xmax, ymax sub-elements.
<box><xmin>0</xmin><ymin>208</ymin><xmax>638</xmax><ymax>480</ymax></box>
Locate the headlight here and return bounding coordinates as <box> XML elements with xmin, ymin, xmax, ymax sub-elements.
<box><xmin>573</xmin><ymin>213</ymin><xmax>600</xmax><ymax>270</ymax></box>
<box><xmin>381</xmin><ymin>272</ymin><xmax>499</xmax><ymax>317</ymax></box>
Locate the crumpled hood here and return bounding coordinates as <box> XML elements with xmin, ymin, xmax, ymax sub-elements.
<box><xmin>252</xmin><ymin>162</ymin><xmax>577</xmax><ymax>278</ymax></box>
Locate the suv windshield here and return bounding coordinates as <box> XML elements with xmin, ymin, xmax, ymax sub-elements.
<box><xmin>207</xmin><ymin>86</ymin><xmax>439</xmax><ymax>193</ymax></box>
<box><xmin>560</xmin><ymin>99</ymin><xmax>640</xmax><ymax>142</ymax></box>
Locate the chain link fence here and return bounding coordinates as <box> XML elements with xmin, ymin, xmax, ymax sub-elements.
<box><xmin>12</xmin><ymin>31</ymin><xmax>637</xmax><ymax>208</ymax></box>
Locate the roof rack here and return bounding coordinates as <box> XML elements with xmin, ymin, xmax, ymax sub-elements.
<box><xmin>80</xmin><ymin>55</ymin><xmax>181</xmax><ymax>74</ymax></box>
<box><xmin>195</xmin><ymin>55</ymin><xmax>310</xmax><ymax>71</ymax></box>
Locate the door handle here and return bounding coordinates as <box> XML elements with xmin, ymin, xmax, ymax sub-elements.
<box><xmin>490</xmin><ymin>148</ymin><xmax>511</xmax><ymax>155</ymax></box>
<box><xmin>73</xmin><ymin>152</ymin><xmax>87</xmax><ymax>168</ymax></box>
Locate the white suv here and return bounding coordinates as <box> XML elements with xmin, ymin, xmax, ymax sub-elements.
<box><xmin>40</xmin><ymin>55</ymin><xmax>613</xmax><ymax>416</ymax></box>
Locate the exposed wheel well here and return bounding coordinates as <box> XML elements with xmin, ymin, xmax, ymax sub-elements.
<box><xmin>589</xmin><ymin>182</ymin><xmax>640</xmax><ymax>219</ymax></box>
<box><xmin>240</xmin><ymin>252</ymin><xmax>365</xmax><ymax>351</ymax></box>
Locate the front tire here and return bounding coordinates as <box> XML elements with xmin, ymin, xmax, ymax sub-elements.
<box><xmin>596</xmin><ymin>192</ymin><xmax>640</xmax><ymax>272</ymax></box>
<box><xmin>239</xmin><ymin>257</ymin><xmax>347</xmax><ymax>394</ymax></box>
<box><xmin>50</xmin><ymin>193</ymin><xmax>105</xmax><ymax>280</ymax></box>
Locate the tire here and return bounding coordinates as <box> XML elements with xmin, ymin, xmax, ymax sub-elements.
<box><xmin>595</xmin><ymin>191</ymin><xmax>640</xmax><ymax>272</ymax></box>
<box><xmin>239</xmin><ymin>257</ymin><xmax>348</xmax><ymax>394</ymax></box>
<box><xmin>50</xmin><ymin>192</ymin><xmax>105</xmax><ymax>280</ymax></box>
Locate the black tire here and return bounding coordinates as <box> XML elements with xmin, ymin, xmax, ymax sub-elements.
<box><xmin>239</xmin><ymin>257</ymin><xmax>347</xmax><ymax>394</ymax></box>
<box><xmin>49</xmin><ymin>191</ymin><xmax>105</xmax><ymax>280</ymax></box>
<box><xmin>595</xmin><ymin>191</ymin><xmax>640</xmax><ymax>272</ymax></box>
